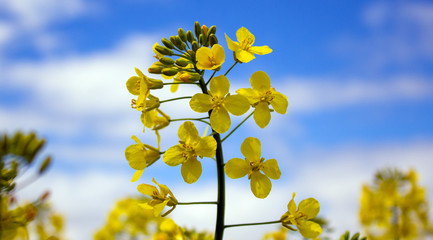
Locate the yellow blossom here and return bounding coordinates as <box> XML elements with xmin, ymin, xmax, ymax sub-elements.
<box><xmin>170</xmin><ymin>63</ymin><xmax>197</xmax><ymax>93</ymax></box>
<box><xmin>141</xmin><ymin>108</ymin><xmax>170</xmax><ymax>132</ymax></box>
<box><xmin>280</xmin><ymin>193</ymin><xmax>322</xmax><ymax>239</ymax></box>
<box><xmin>224</xmin><ymin>137</ymin><xmax>281</xmax><ymax>198</ymax></box>
<box><xmin>153</xmin><ymin>218</ymin><xmax>186</xmax><ymax>240</ymax></box>
<box><xmin>225</xmin><ymin>27</ymin><xmax>272</xmax><ymax>63</ymax></box>
<box><xmin>236</xmin><ymin>71</ymin><xmax>288</xmax><ymax>128</ymax></box>
<box><xmin>163</xmin><ymin>121</ymin><xmax>217</xmax><ymax>184</ymax></box>
<box><xmin>125</xmin><ymin>135</ymin><xmax>160</xmax><ymax>182</ymax></box>
<box><xmin>137</xmin><ymin>178</ymin><xmax>178</xmax><ymax>217</ymax></box>
<box><xmin>196</xmin><ymin>44</ymin><xmax>225</xmax><ymax>70</ymax></box>
<box><xmin>153</xmin><ymin>42</ymin><xmax>165</xmax><ymax>59</ymax></box>
<box><xmin>189</xmin><ymin>75</ymin><xmax>250</xmax><ymax>133</ymax></box>
<box><xmin>126</xmin><ymin>68</ymin><xmax>163</xmax><ymax>111</ymax></box>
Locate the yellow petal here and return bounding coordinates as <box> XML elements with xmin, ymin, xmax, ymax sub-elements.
<box><xmin>137</xmin><ymin>183</ymin><xmax>158</xmax><ymax>196</ymax></box>
<box><xmin>152</xmin><ymin>178</ymin><xmax>170</xmax><ymax>197</ymax></box>
<box><xmin>190</xmin><ymin>93</ymin><xmax>213</xmax><ymax>113</ymax></box>
<box><xmin>298</xmin><ymin>221</ymin><xmax>322</xmax><ymax>239</ymax></box>
<box><xmin>250</xmin><ymin>172</ymin><xmax>272</xmax><ymax>199</ymax></box>
<box><xmin>152</xmin><ymin>42</ymin><xmax>164</xmax><ymax>58</ymax></box>
<box><xmin>236</xmin><ymin>88</ymin><xmax>260</xmax><ymax>104</ymax></box>
<box><xmin>287</xmin><ymin>192</ymin><xmax>296</xmax><ymax>214</ymax></box>
<box><xmin>249</xmin><ymin>45</ymin><xmax>273</xmax><ymax>55</ymax></box>
<box><xmin>135</xmin><ymin>67</ymin><xmax>145</xmax><ymax>78</ymax></box>
<box><xmin>170</xmin><ymin>80</ymin><xmax>180</xmax><ymax>93</ymax></box>
<box><xmin>131</xmin><ymin>170</ymin><xmax>144</xmax><ymax>182</ymax></box>
<box><xmin>241</xmin><ymin>137</ymin><xmax>261</xmax><ymax>162</ymax></box>
<box><xmin>212</xmin><ymin>44</ymin><xmax>225</xmax><ymax>66</ymax></box>
<box><xmin>224</xmin><ymin>158</ymin><xmax>250</xmax><ymax>179</ymax></box>
<box><xmin>236</xmin><ymin>27</ymin><xmax>255</xmax><ymax>46</ymax></box>
<box><xmin>298</xmin><ymin>198</ymin><xmax>320</xmax><ymax>219</ymax></box>
<box><xmin>270</xmin><ymin>91</ymin><xmax>288</xmax><ymax>114</ymax></box>
<box><xmin>178</xmin><ymin>121</ymin><xmax>200</xmax><ymax>144</ymax></box>
<box><xmin>224</xmin><ymin>94</ymin><xmax>250</xmax><ymax>116</ymax></box>
<box><xmin>250</xmin><ymin>71</ymin><xmax>271</xmax><ymax>92</ymax></box>
<box><xmin>195</xmin><ymin>136</ymin><xmax>217</xmax><ymax>158</ymax></box>
<box><xmin>210</xmin><ymin>107</ymin><xmax>231</xmax><ymax>133</ymax></box>
<box><xmin>225</xmin><ymin>33</ymin><xmax>240</xmax><ymax>52</ymax></box>
<box><xmin>181</xmin><ymin>158</ymin><xmax>202</xmax><ymax>184</ymax></box>
<box><xmin>254</xmin><ymin>101</ymin><xmax>271</xmax><ymax>128</ymax></box>
<box><xmin>261</xmin><ymin>159</ymin><xmax>281</xmax><ymax>180</ymax></box>
<box><xmin>125</xmin><ymin>144</ymin><xmax>147</xmax><ymax>170</ymax></box>
<box><xmin>209</xmin><ymin>75</ymin><xmax>230</xmax><ymax>97</ymax></box>
<box><xmin>152</xmin><ymin>200</ymin><xmax>169</xmax><ymax>217</ymax></box>
<box><xmin>196</xmin><ymin>47</ymin><xmax>213</xmax><ymax>69</ymax></box>
<box><xmin>163</xmin><ymin>145</ymin><xmax>185</xmax><ymax>166</ymax></box>
<box><xmin>236</xmin><ymin>49</ymin><xmax>255</xmax><ymax>63</ymax></box>
<box><xmin>126</xmin><ymin>76</ymin><xmax>141</xmax><ymax>95</ymax></box>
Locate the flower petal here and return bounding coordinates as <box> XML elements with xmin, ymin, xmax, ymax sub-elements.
<box><xmin>225</xmin><ymin>33</ymin><xmax>240</xmax><ymax>52</ymax></box>
<box><xmin>249</xmin><ymin>45</ymin><xmax>272</xmax><ymax>55</ymax></box>
<box><xmin>250</xmin><ymin>172</ymin><xmax>272</xmax><ymax>198</ymax></box>
<box><xmin>178</xmin><ymin>121</ymin><xmax>200</xmax><ymax>144</ymax></box>
<box><xmin>181</xmin><ymin>158</ymin><xmax>202</xmax><ymax>184</ymax></box>
<box><xmin>152</xmin><ymin>178</ymin><xmax>170</xmax><ymax>197</ymax></box>
<box><xmin>236</xmin><ymin>27</ymin><xmax>255</xmax><ymax>46</ymax></box>
<box><xmin>163</xmin><ymin>145</ymin><xmax>185</xmax><ymax>166</ymax></box>
<box><xmin>236</xmin><ymin>49</ymin><xmax>255</xmax><ymax>63</ymax></box>
<box><xmin>261</xmin><ymin>159</ymin><xmax>281</xmax><ymax>180</ymax></box>
<box><xmin>152</xmin><ymin>200</ymin><xmax>169</xmax><ymax>217</ymax></box>
<box><xmin>125</xmin><ymin>144</ymin><xmax>147</xmax><ymax>170</ymax></box>
<box><xmin>298</xmin><ymin>221</ymin><xmax>322</xmax><ymax>239</ymax></box>
<box><xmin>210</xmin><ymin>107</ymin><xmax>231</xmax><ymax>133</ymax></box>
<box><xmin>270</xmin><ymin>91</ymin><xmax>288</xmax><ymax>114</ymax></box>
<box><xmin>241</xmin><ymin>137</ymin><xmax>261</xmax><ymax>162</ymax></box>
<box><xmin>210</xmin><ymin>75</ymin><xmax>230</xmax><ymax>97</ymax></box>
<box><xmin>131</xmin><ymin>169</ymin><xmax>144</xmax><ymax>182</ymax></box>
<box><xmin>196</xmin><ymin>47</ymin><xmax>213</xmax><ymax>69</ymax></box>
<box><xmin>250</xmin><ymin>71</ymin><xmax>270</xmax><ymax>92</ymax></box>
<box><xmin>287</xmin><ymin>192</ymin><xmax>296</xmax><ymax>214</ymax></box>
<box><xmin>236</xmin><ymin>88</ymin><xmax>260</xmax><ymax>104</ymax></box>
<box><xmin>190</xmin><ymin>93</ymin><xmax>212</xmax><ymax>113</ymax></box>
<box><xmin>195</xmin><ymin>136</ymin><xmax>217</xmax><ymax>158</ymax></box>
<box><xmin>298</xmin><ymin>198</ymin><xmax>320</xmax><ymax>219</ymax></box>
<box><xmin>126</xmin><ymin>76</ymin><xmax>141</xmax><ymax>95</ymax></box>
<box><xmin>137</xmin><ymin>183</ymin><xmax>159</xmax><ymax>197</ymax></box>
<box><xmin>254</xmin><ymin>101</ymin><xmax>271</xmax><ymax>128</ymax></box>
<box><xmin>212</xmin><ymin>44</ymin><xmax>225</xmax><ymax>66</ymax></box>
<box><xmin>224</xmin><ymin>94</ymin><xmax>250</xmax><ymax>116</ymax></box>
<box><xmin>224</xmin><ymin>158</ymin><xmax>250</xmax><ymax>179</ymax></box>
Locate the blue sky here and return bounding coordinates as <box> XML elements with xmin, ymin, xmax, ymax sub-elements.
<box><xmin>1</xmin><ymin>0</ymin><xmax>433</xmax><ymax>239</ymax></box>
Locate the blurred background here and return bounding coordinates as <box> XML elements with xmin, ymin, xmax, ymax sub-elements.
<box><xmin>1</xmin><ymin>0</ymin><xmax>433</xmax><ymax>239</ymax></box>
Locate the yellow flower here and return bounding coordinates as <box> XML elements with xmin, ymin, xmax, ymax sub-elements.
<box><xmin>225</xmin><ymin>27</ymin><xmax>272</xmax><ymax>63</ymax></box>
<box><xmin>125</xmin><ymin>135</ymin><xmax>160</xmax><ymax>182</ymax></box>
<box><xmin>141</xmin><ymin>108</ymin><xmax>170</xmax><ymax>132</ymax></box>
<box><xmin>126</xmin><ymin>68</ymin><xmax>163</xmax><ymax>111</ymax></box>
<box><xmin>224</xmin><ymin>137</ymin><xmax>281</xmax><ymax>198</ymax></box>
<box><xmin>170</xmin><ymin>63</ymin><xmax>197</xmax><ymax>93</ymax></box>
<box><xmin>189</xmin><ymin>75</ymin><xmax>250</xmax><ymax>133</ymax></box>
<box><xmin>196</xmin><ymin>44</ymin><xmax>225</xmax><ymax>70</ymax></box>
<box><xmin>154</xmin><ymin>218</ymin><xmax>186</xmax><ymax>240</ymax></box>
<box><xmin>236</xmin><ymin>71</ymin><xmax>288</xmax><ymax>128</ymax></box>
<box><xmin>163</xmin><ymin>121</ymin><xmax>217</xmax><ymax>184</ymax></box>
<box><xmin>137</xmin><ymin>178</ymin><xmax>178</xmax><ymax>217</ymax></box>
<box><xmin>280</xmin><ymin>193</ymin><xmax>322</xmax><ymax>239</ymax></box>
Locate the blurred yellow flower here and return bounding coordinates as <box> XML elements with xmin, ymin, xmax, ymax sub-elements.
<box><xmin>137</xmin><ymin>178</ymin><xmax>178</xmax><ymax>217</ymax></box>
<box><xmin>280</xmin><ymin>193</ymin><xmax>322</xmax><ymax>239</ymax></box>
<box><xmin>224</xmin><ymin>137</ymin><xmax>281</xmax><ymax>198</ymax></box>
<box><xmin>196</xmin><ymin>44</ymin><xmax>225</xmax><ymax>70</ymax></box>
<box><xmin>189</xmin><ymin>75</ymin><xmax>250</xmax><ymax>133</ymax></box>
<box><xmin>236</xmin><ymin>71</ymin><xmax>288</xmax><ymax>128</ymax></box>
<box><xmin>225</xmin><ymin>27</ymin><xmax>272</xmax><ymax>63</ymax></box>
<box><xmin>163</xmin><ymin>121</ymin><xmax>217</xmax><ymax>183</ymax></box>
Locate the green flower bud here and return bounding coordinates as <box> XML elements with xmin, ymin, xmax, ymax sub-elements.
<box><xmin>179</xmin><ymin>72</ymin><xmax>201</xmax><ymax>82</ymax></box>
<box><xmin>187</xmin><ymin>30</ymin><xmax>195</xmax><ymax>43</ymax></box>
<box><xmin>209</xmin><ymin>34</ymin><xmax>218</xmax><ymax>46</ymax></box>
<box><xmin>162</xmin><ymin>68</ymin><xmax>178</xmax><ymax>76</ymax></box>
<box><xmin>170</xmin><ymin>36</ymin><xmax>176</xmax><ymax>45</ymax></box>
<box><xmin>191</xmin><ymin>41</ymin><xmax>199</xmax><ymax>52</ymax></box>
<box><xmin>199</xmin><ymin>34</ymin><xmax>204</xmax><ymax>46</ymax></box>
<box><xmin>155</xmin><ymin>45</ymin><xmax>173</xmax><ymax>56</ymax></box>
<box><xmin>180</xmin><ymin>42</ymin><xmax>187</xmax><ymax>51</ymax></box>
<box><xmin>201</xmin><ymin>25</ymin><xmax>208</xmax><ymax>36</ymax></box>
<box><xmin>178</xmin><ymin>28</ymin><xmax>187</xmax><ymax>42</ymax></box>
<box><xmin>148</xmin><ymin>67</ymin><xmax>162</xmax><ymax>74</ymax></box>
<box><xmin>39</xmin><ymin>156</ymin><xmax>52</xmax><ymax>174</ymax></box>
<box><xmin>159</xmin><ymin>57</ymin><xmax>174</xmax><ymax>65</ymax></box>
<box><xmin>194</xmin><ymin>21</ymin><xmax>201</xmax><ymax>39</ymax></box>
<box><xmin>208</xmin><ymin>25</ymin><xmax>216</xmax><ymax>36</ymax></box>
<box><xmin>161</xmin><ymin>38</ymin><xmax>174</xmax><ymax>49</ymax></box>
<box><xmin>148</xmin><ymin>78</ymin><xmax>164</xmax><ymax>89</ymax></box>
<box><xmin>175</xmin><ymin>58</ymin><xmax>189</xmax><ymax>67</ymax></box>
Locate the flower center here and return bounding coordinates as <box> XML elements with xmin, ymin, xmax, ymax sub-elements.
<box><xmin>211</xmin><ymin>95</ymin><xmax>225</xmax><ymax>110</ymax></box>
<box><xmin>260</xmin><ymin>90</ymin><xmax>274</xmax><ymax>102</ymax></box>
<box><xmin>208</xmin><ymin>56</ymin><xmax>216</xmax><ymax>66</ymax></box>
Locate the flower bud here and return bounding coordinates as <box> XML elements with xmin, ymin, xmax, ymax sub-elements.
<box><xmin>161</xmin><ymin>38</ymin><xmax>174</xmax><ymax>49</ymax></box>
<box><xmin>208</xmin><ymin>25</ymin><xmax>216</xmax><ymax>36</ymax></box>
<box><xmin>147</xmin><ymin>78</ymin><xmax>164</xmax><ymax>89</ymax></box>
<box><xmin>39</xmin><ymin>156</ymin><xmax>52</xmax><ymax>174</ymax></box>
<box><xmin>191</xmin><ymin>41</ymin><xmax>199</xmax><ymax>52</ymax></box>
<box><xmin>174</xmin><ymin>36</ymin><xmax>183</xmax><ymax>49</ymax></box>
<box><xmin>178</xmin><ymin>28</ymin><xmax>187</xmax><ymax>42</ymax></box>
<box><xmin>162</xmin><ymin>68</ymin><xmax>178</xmax><ymax>76</ymax></box>
<box><xmin>209</xmin><ymin>34</ymin><xmax>218</xmax><ymax>46</ymax></box>
<box><xmin>194</xmin><ymin>21</ymin><xmax>201</xmax><ymax>39</ymax></box>
<box><xmin>159</xmin><ymin>57</ymin><xmax>174</xmax><ymax>65</ymax></box>
<box><xmin>201</xmin><ymin>25</ymin><xmax>208</xmax><ymax>36</ymax></box>
<box><xmin>148</xmin><ymin>67</ymin><xmax>162</xmax><ymax>74</ymax></box>
<box><xmin>199</xmin><ymin>34</ymin><xmax>204</xmax><ymax>45</ymax></box>
<box><xmin>179</xmin><ymin>72</ymin><xmax>201</xmax><ymax>82</ymax></box>
<box><xmin>155</xmin><ymin>45</ymin><xmax>173</xmax><ymax>56</ymax></box>
<box><xmin>175</xmin><ymin>58</ymin><xmax>189</xmax><ymax>67</ymax></box>
<box><xmin>169</xmin><ymin>36</ymin><xmax>176</xmax><ymax>45</ymax></box>
<box><xmin>187</xmin><ymin>30</ymin><xmax>195</xmax><ymax>43</ymax></box>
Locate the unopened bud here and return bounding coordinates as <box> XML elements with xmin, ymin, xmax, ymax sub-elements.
<box><xmin>161</xmin><ymin>38</ymin><xmax>174</xmax><ymax>49</ymax></box>
<box><xmin>178</xmin><ymin>28</ymin><xmax>187</xmax><ymax>42</ymax></box>
<box><xmin>191</xmin><ymin>41</ymin><xmax>199</xmax><ymax>52</ymax></box>
<box><xmin>187</xmin><ymin>30</ymin><xmax>195</xmax><ymax>43</ymax></box>
<box><xmin>179</xmin><ymin>72</ymin><xmax>201</xmax><ymax>82</ymax></box>
<box><xmin>155</xmin><ymin>45</ymin><xmax>173</xmax><ymax>56</ymax></box>
<box><xmin>194</xmin><ymin>21</ymin><xmax>201</xmax><ymax>39</ymax></box>
<box><xmin>39</xmin><ymin>156</ymin><xmax>52</xmax><ymax>174</ymax></box>
<box><xmin>180</xmin><ymin>42</ymin><xmax>186</xmax><ymax>51</ymax></box>
<box><xmin>199</xmin><ymin>34</ymin><xmax>204</xmax><ymax>46</ymax></box>
<box><xmin>159</xmin><ymin>57</ymin><xmax>174</xmax><ymax>65</ymax></box>
<box><xmin>162</xmin><ymin>68</ymin><xmax>178</xmax><ymax>76</ymax></box>
<box><xmin>147</xmin><ymin>78</ymin><xmax>163</xmax><ymax>89</ymax></box>
<box><xmin>208</xmin><ymin>25</ymin><xmax>216</xmax><ymax>36</ymax></box>
<box><xmin>201</xmin><ymin>25</ymin><xmax>208</xmax><ymax>36</ymax></box>
<box><xmin>148</xmin><ymin>67</ymin><xmax>162</xmax><ymax>74</ymax></box>
<box><xmin>209</xmin><ymin>34</ymin><xmax>218</xmax><ymax>46</ymax></box>
<box><xmin>175</xmin><ymin>58</ymin><xmax>189</xmax><ymax>67</ymax></box>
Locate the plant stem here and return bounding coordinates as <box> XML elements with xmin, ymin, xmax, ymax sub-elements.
<box><xmin>224</xmin><ymin>62</ymin><xmax>238</xmax><ymax>76</ymax></box>
<box><xmin>170</xmin><ymin>118</ymin><xmax>210</xmax><ymax>126</ymax></box>
<box><xmin>159</xmin><ymin>96</ymin><xmax>192</xmax><ymax>104</ymax></box>
<box><xmin>178</xmin><ymin>201</ymin><xmax>218</xmax><ymax>205</ymax></box>
<box><xmin>224</xmin><ymin>220</ymin><xmax>281</xmax><ymax>229</ymax></box>
<box><xmin>221</xmin><ymin>111</ymin><xmax>254</xmax><ymax>142</ymax></box>
<box><xmin>163</xmin><ymin>82</ymin><xmax>197</xmax><ymax>85</ymax></box>
<box><xmin>206</xmin><ymin>70</ymin><xmax>217</xmax><ymax>85</ymax></box>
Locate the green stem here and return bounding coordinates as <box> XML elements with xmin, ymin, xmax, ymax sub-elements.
<box><xmin>178</xmin><ymin>201</ymin><xmax>218</xmax><ymax>205</ymax></box>
<box><xmin>224</xmin><ymin>220</ymin><xmax>281</xmax><ymax>229</ymax></box>
<box><xmin>221</xmin><ymin>110</ymin><xmax>254</xmax><ymax>142</ymax></box>
<box><xmin>173</xmin><ymin>53</ymin><xmax>191</xmax><ymax>60</ymax></box>
<box><xmin>159</xmin><ymin>96</ymin><xmax>192</xmax><ymax>104</ymax></box>
<box><xmin>170</xmin><ymin>118</ymin><xmax>210</xmax><ymax>126</ymax></box>
<box><xmin>163</xmin><ymin>82</ymin><xmax>198</xmax><ymax>85</ymax></box>
<box><xmin>206</xmin><ymin>70</ymin><xmax>217</xmax><ymax>86</ymax></box>
<box><xmin>224</xmin><ymin>62</ymin><xmax>238</xmax><ymax>76</ymax></box>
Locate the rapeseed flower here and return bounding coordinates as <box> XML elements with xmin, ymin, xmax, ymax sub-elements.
<box><xmin>225</xmin><ymin>27</ymin><xmax>272</xmax><ymax>63</ymax></box>
<box><xmin>236</xmin><ymin>71</ymin><xmax>288</xmax><ymax>128</ymax></box>
<box><xmin>196</xmin><ymin>44</ymin><xmax>225</xmax><ymax>70</ymax></box>
<box><xmin>125</xmin><ymin>135</ymin><xmax>160</xmax><ymax>182</ymax></box>
<box><xmin>163</xmin><ymin>121</ymin><xmax>217</xmax><ymax>183</ymax></box>
<box><xmin>126</xmin><ymin>68</ymin><xmax>163</xmax><ymax>111</ymax></box>
<box><xmin>224</xmin><ymin>137</ymin><xmax>281</xmax><ymax>198</ymax></box>
<box><xmin>280</xmin><ymin>193</ymin><xmax>322</xmax><ymax>239</ymax></box>
<box><xmin>137</xmin><ymin>178</ymin><xmax>178</xmax><ymax>217</ymax></box>
<box><xmin>189</xmin><ymin>75</ymin><xmax>250</xmax><ymax>133</ymax></box>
